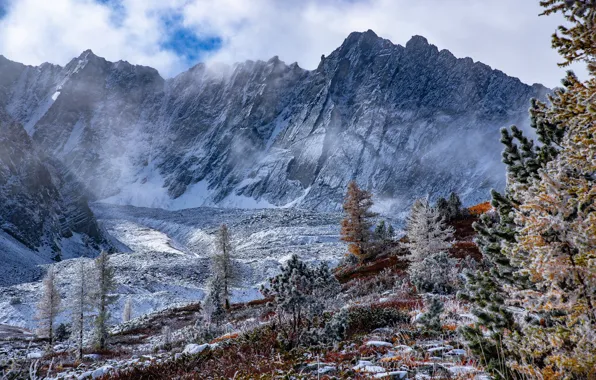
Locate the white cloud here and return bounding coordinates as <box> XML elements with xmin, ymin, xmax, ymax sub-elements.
<box><xmin>0</xmin><ymin>0</ymin><xmax>187</xmax><ymax>76</ymax></box>
<box><xmin>0</xmin><ymin>0</ymin><xmax>587</xmax><ymax>87</ymax></box>
<box><xmin>181</xmin><ymin>0</ymin><xmax>587</xmax><ymax>87</ymax></box>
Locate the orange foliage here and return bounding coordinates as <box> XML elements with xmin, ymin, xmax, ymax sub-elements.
<box><xmin>210</xmin><ymin>332</ymin><xmax>239</xmax><ymax>344</ymax></box>
<box><xmin>468</xmin><ymin>202</ymin><xmax>492</xmax><ymax>216</ymax></box>
<box><xmin>340</xmin><ymin>181</ymin><xmax>377</xmax><ymax>262</ymax></box>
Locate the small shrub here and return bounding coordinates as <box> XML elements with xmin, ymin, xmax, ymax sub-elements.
<box><xmin>347</xmin><ymin>305</ymin><xmax>408</xmax><ymax>337</ymax></box>
<box><xmin>189</xmin><ymin>321</ymin><xmax>229</xmax><ymax>344</ymax></box>
<box><xmin>417</xmin><ymin>296</ymin><xmax>444</xmax><ymax>334</ymax></box>
<box><xmin>54</xmin><ymin>323</ymin><xmax>71</xmax><ymax>342</ymax></box>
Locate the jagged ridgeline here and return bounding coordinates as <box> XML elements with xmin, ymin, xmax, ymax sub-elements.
<box><xmin>0</xmin><ymin>31</ymin><xmax>548</xmax><ymax>212</ymax></box>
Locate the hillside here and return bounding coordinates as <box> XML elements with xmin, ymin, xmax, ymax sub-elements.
<box><xmin>0</xmin><ymin>111</ymin><xmax>110</xmax><ymax>286</ymax></box>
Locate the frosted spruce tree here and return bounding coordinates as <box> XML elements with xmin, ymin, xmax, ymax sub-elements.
<box><xmin>70</xmin><ymin>261</ymin><xmax>92</xmax><ymax>359</ymax></box>
<box><xmin>212</xmin><ymin>224</ymin><xmax>240</xmax><ymax>310</ymax></box>
<box><xmin>92</xmin><ymin>251</ymin><xmax>117</xmax><ymax>350</ymax></box>
<box><xmin>403</xmin><ymin>197</ymin><xmax>454</xmax><ymax>263</ymax></box>
<box><xmin>36</xmin><ymin>267</ymin><xmax>61</xmax><ymax>350</ymax></box>
<box><xmin>340</xmin><ymin>181</ymin><xmax>378</xmax><ymax>262</ymax></box>
<box><xmin>460</xmin><ymin>1</ymin><xmax>596</xmax><ymax>377</ymax></box>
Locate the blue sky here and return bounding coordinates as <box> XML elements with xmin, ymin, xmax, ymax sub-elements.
<box><xmin>0</xmin><ymin>0</ymin><xmax>587</xmax><ymax>87</ymax></box>
<box><xmin>160</xmin><ymin>12</ymin><xmax>222</xmax><ymax>65</ymax></box>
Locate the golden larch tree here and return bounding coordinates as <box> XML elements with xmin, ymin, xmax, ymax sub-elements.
<box><xmin>340</xmin><ymin>181</ymin><xmax>377</xmax><ymax>262</ymax></box>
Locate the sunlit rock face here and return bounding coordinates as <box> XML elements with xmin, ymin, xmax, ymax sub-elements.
<box><xmin>0</xmin><ymin>31</ymin><xmax>548</xmax><ymax>213</ymax></box>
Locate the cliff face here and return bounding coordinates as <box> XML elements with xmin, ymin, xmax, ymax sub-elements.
<box><xmin>0</xmin><ymin>31</ymin><xmax>548</xmax><ymax>213</ymax></box>
<box><xmin>0</xmin><ymin>109</ymin><xmax>109</xmax><ymax>285</ymax></box>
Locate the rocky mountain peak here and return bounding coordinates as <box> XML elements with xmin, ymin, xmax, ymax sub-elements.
<box><xmin>405</xmin><ymin>34</ymin><xmax>430</xmax><ymax>49</ymax></box>
<box><xmin>0</xmin><ymin>31</ymin><xmax>549</xmax><ymax>217</ymax></box>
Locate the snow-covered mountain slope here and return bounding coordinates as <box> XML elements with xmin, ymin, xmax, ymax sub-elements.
<box><xmin>0</xmin><ymin>112</ymin><xmax>111</xmax><ymax>286</ymax></box>
<box><xmin>0</xmin><ymin>204</ymin><xmax>343</xmax><ymax>329</ymax></box>
<box><xmin>0</xmin><ymin>30</ymin><xmax>549</xmax><ymax>213</ymax></box>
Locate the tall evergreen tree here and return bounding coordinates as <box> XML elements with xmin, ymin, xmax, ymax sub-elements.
<box><xmin>340</xmin><ymin>181</ymin><xmax>378</xmax><ymax>262</ymax></box>
<box><xmin>70</xmin><ymin>261</ymin><xmax>92</xmax><ymax>359</ymax></box>
<box><xmin>92</xmin><ymin>251</ymin><xmax>117</xmax><ymax>350</ymax></box>
<box><xmin>36</xmin><ymin>267</ymin><xmax>61</xmax><ymax>350</ymax></box>
<box><xmin>459</xmin><ymin>2</ymin><xmax>595</xmax><ymax>377</ymax></box>
<box><xmin>435</xmin><ymin>197</ymin><xmax>450</xmax><ymax>221</ymax></box>
<box><xmin>213</xmin><ymin>224</ymin><xmax>240</xmax><ymax>310</ymax></box>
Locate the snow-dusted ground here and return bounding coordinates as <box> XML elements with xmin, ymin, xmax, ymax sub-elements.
<box><xmin>0</xmin><ymin>204</ymin><xmax>344</xmax><ymax>330</ymax></box>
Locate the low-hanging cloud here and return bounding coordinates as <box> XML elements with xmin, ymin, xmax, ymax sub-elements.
<box><xmin>0</xmin><ymin>0</ymin><xmax>588</xmax><ymax>87</ymax></box>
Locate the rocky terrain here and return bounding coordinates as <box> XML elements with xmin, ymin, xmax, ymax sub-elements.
<box><xmin>0</xmin><ymin>111</ymin><xmax>109</xmax><ymax>286</ymax></box>
<box><xmin>0</xmin><ymin>30</ymin><xmax>548</xmax><ymax>215</ymax></box>
<box><xmin>0</xmin><ymin>204</ymin><xmax>345</xmax><ymax>330</ymax></box>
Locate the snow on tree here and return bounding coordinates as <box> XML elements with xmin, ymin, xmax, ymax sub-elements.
<box><xmin>499</xmin><ymin>73</ymin><xmax>596</xmax><ymax>377</ymax></box>
<box><xmin>70</xmin><ymin>261</ymin><xmax>92</xmax><ymax>359</ymax></box>
<box><xmin>460</xmin><ymin>2</ymin><xmax>596</xmax><ymax>377</ymax></box>
<box><xmin>36</xmin><ymin>267</ymin><xmax>61</xmax><ymax>350</ymax></box>
<box><xmin>162</xmin><ymin>325</ymin><xmax>172</xmax><ymax>348</ymax></box>
<box><xmin>340</xmin><ymin>181</ymin><xmax>378</xmax><ymax>262</ymax></box>
<box><xmin>402</xmin><ymin>198</ymin><xmax>454</xmax><ymax>263</ymax></box>
<box><xmin>122</xmin><ymin>297</ymin><xmax>133</xmax><ymax>323</ymax></box>
<box><xmin>203</xmin><ymin>274</ymin><xmax>227</xmax><ymax>326</ymax></box>
<box><xmin>212</xmin><ymin>224</ymin><xmax>241</xmax><ymax>310</ymax></box>
<box><xmin>92</xmin><ymin>251</ymin><xmax>117</xmax><ymax>350</ymax></box>
<box><xmin>313</xmin><ymin>262</ymin><xmax>342</xmax><ymax>310</ymax></box>
<box><xmin>408</xmin><ymin>251</ymin><xmax>459</xmax><ymax>294</ymax></box>
<box><xmin>261</xmin><ymin>255</ymin><xmax>340</xmax><ymax>347</ymax></box>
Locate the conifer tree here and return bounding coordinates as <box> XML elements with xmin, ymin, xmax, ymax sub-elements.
<box><xmin>418</xmin><ymin>296</ymin><xmax>444</xmax><ymax>333</ymax></box>
<box><xmin>203</xmin><ymin>274</ymin><xmax>226</xmax><ymax>326</ymax></box>
<box><xmin>374</xmin><ymin>220</ymin><xmax>387</xmax><ymax>241</ymax></box>
<box><xmin>70</xmin><ymin>261</ymin><xmax>92</xmax><ymax>359</ymax></box>
<box><xmin>261</xmin><ymin>255</ymin><xmax>340</xmax><ymax>346</ymax></box>
<box><xmin>212</xmin><ymin>224</ymin><xmax>240</xmax><ymax>310</ymax></box>
<box><xmin>403</xmin><ymin>198</ymin><xmax>454</xmax><ymax>263</ymax></box>
<box><xmin>92</xmin><ymin>251</ymin><xmax>117</xmax><ymax>350</ymax></box>
<box><xmin>447</xmin><ymin>192</ymin><xmax>463</xmax><ymax>220</ymax></box>
<box><xmin>435</xmin><ymin>197</ymin><xmax>450</xmax><ymax>221</ymax></box>
<box><xmin>387</xmin><ymin>223</ymin><xmax>395</xmax><ymax>240</ymax></box>
<box><xmin>36</xmin><ymin>267</ymin><xmax>61</xmax><ymax>350</ymax></box>
<box><xmin>122</xmin><ymin>297</ymin><xmax>132</xmax><ymax>323</ymax></box>
<box><xmin>340</xmin><ymin>181</ymin><xmax>377</xmax><ymax>262</ymax></box>
<box><xmin>460</xmin><ymin>2</ymin><xmax>596</xmax><ymax>377</ymax></box>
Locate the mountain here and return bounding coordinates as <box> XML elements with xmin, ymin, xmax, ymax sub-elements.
<box><xmin>0</xmin><ymin>31</ymin><xmax>549</xmax><ymax>213</ymax></box>
<box><xmin>0</xmin><ymin>109</ymin><xmax>110</xmax><ymax>286</ymax></box>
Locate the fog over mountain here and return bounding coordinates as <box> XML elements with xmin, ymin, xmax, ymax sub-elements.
<box><xmin>0</xmin><ymin>30</ymin><xmax>548</xmax><ymax>214</ymax></box>
<box><xmin>0</xmin><ymin>30</ymin><xmax>550</xmax><ymax>286</ymax></box>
